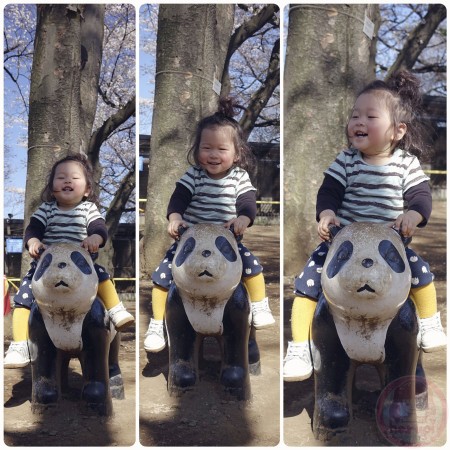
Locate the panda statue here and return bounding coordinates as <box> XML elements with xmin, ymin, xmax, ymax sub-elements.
<box><xmin>165</xmin><ymin>224</ymin><xmax>253</xmax><ymax>401</ymax></box>
<box><xmin>311</xmin><ymin>222</ymin><xmax>421</xmax><ymax>444</ymax></box>
<box><xmin>28</xmin><ymin>243</ymin><xmax>123</xmax><ymax>416</ymax></box>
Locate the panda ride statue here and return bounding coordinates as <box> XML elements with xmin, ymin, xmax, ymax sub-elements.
<box><xmin>166</xmin><ymin>224</ymin><xmax>253</xmax><ymax>401</ymax></box>
<box><xmin>28</xmin><ymin>243</ymin><xmax>123</xmax><ymax>416</ymax></box>
<box><xmin>311</xmin><ymin>222</ymin><xmax>422</xmax><ymax>444</ymax></box>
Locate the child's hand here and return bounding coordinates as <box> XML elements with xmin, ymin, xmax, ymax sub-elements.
<box><xmin>82</xmin><ymin>234</ymin><xmax>104</xmax><ymax>253</ymax></box>
<box><xmin>318</xmin><ymin>210</ymin><xmax>340</xmax><ymax>241</ymax></box>
<box><xmin>392</xmin><ymin>210</ymin><xmax>423</xmax><ymax>237</ymax></box>
<box><xmin>28</xmin><ymin>238</ymin><xmax>47</xmax><ymax>259</ymax></box>
<box><xmin>168</xmin><ymin>213</ymin><xmax>188</xmax><ymax>239</ymax></box>
<box><xmin>225</xmin><ymin>216</ymin><xmax>251</xmax><ymax>236</ymax></box>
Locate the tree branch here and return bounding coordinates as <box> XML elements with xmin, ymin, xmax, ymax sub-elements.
<box><xmin>87</xmin><ymin>96</ymin><xmax>135</xmax><ymax>165</ymax></box>
<box><xmin>221</xmin><ymin>4</ymin><xmax>279</xmax><ymax>95</ymax></box>
<box><xmin>105</xmin><ymin>168</ymin><xmax>135</xmax><ymax>238</ymax></box>
<box><xmin>239</xmin><ymin>38</ymin><xmax>280</xmax><ymax>138</ymax></box>
<box><xmin>386</xmin><ymin>4</ymin><xmax>446</xmax><ymax>80</ymax></box>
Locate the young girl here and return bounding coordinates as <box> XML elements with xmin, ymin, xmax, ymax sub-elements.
<box><xmin>144</xmin><ymin>98</ymin><xmax>275</xmax><ymax>352</ymax></box>
<box><xmin>4</xmin><ymin>153</ymin><xmax>134</xmax><ymax>368</ymax></box>
<box><xmin>283</xmin><ymin>70</ymin><xmax>446</xmax><ymax>381</ymax></box>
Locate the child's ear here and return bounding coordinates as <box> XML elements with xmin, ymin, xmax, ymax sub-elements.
<box><xmin>395</xmin><ymin>123</ymin><xmax>407</xmax><ymax>141</ymax></box>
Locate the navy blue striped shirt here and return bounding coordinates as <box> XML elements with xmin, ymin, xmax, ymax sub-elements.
<box><xmin>32</xmin><ymin>201</ymin><xmax>104</xmax><ymax>245</ymax></box>
<box><xmin>177</xmin><ymin>166</ymin><xmax>256</xmax><ymax>225</ymax></box>
<box><xmin>324</xmin><ymin>148</ymin><xmax>430</xmax><ymax>225</ymax></box>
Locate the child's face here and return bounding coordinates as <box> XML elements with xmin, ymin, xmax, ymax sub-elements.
<box><xmin>197</xmin><ymin>126</ymin><xmax>238</xmax><ymax>179</ymax></box>
<box><xmin>347</xmin><ymin>92</ymin><xmax>405</xmax><ymax>160</ymax></box>
<box><xmin>52</xmin><ymin>161</ymin><xmax>90</xmax><ymax>209</ymax></box>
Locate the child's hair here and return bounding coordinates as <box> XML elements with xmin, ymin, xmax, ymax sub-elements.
<box><xmin>352</xmin><ymin>70</ymin><xmax>432</xmax><ymax>160</ymax></box>
<box><xmin>187</xmin><ymin>97</ymin><xmax>254</xmax><ymax>171</ymax></box>
<box><xmin>41</xmin><ymin>152</ymin><xmax>99</xmax><ymax>204</ymax></box>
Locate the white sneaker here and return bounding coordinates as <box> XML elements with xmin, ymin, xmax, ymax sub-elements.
<box><xmin>251</xmin><ymin>297</ymin><xmax>275</xmax><ymax>329</ymax></box>
<box><xmin>108</xmin><ymin>302</ymin><xmax>134</xmax><ymax>331</ymax></box>
<box><xmin>144</xmin><ymin>319</ymin><xmax>166</xmax><ymax>353</ymax></box>
<box><xmin>283</xmin><ymin>341</ymin><xmax>313</xmax><ymax>381</ymax></box>
<box><xmin>420</xmin><ymin>312</ymin><xmax>447</xmax><ymax>352</ymax></box>
<box><xmin>4</xmin><ymin>340</ymin><xmax>30</xmax><ymax>368</ymax></box>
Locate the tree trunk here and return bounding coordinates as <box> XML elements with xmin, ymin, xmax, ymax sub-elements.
<box><xmin>283</xmin><ymin>4</ymin><xmax>379</xmax><ymax>275</ymax></box>
<box><xmin>80</xmin><ymin>5</ymin><xmax>104</xmax><ymax>151</ymax></box>
<box><xmin>142</xmin><ymin>4</ymin><xmax>235</xmax><ymax>275</ymax></box>
<box><xmin>23</xmin><ymin>4</ymin><xmax>104</xmax><ymax>275</ymax></box>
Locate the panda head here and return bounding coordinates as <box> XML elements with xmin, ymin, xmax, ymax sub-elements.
<box><xmin>32</xmin><ymin>243</ymin><xmax>98</xmax><ymax>311</ymax></box>
<box><xmin>172</xmin><ymin>224</ymin><xmax>242</xmax><ymax>301</ymax></box>
<box><xmin>322</xmin><ymin>223</ymin><xmax>411</xmax><ymax>320</ymax></box>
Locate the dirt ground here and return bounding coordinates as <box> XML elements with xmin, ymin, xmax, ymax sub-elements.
<box><xmin>139</xmin><ymin>224</ymin><xmax>281</xmax><ymax>446</ymax></box>
<box><xmin>283</xmin><ymin>200</ymin><xmax>447</xmax><ymax>446</ymax></box>
<box><xmin>2</xmin><ymin>299</ymin><xmax>137</xmax><ymax>447</ymax></box>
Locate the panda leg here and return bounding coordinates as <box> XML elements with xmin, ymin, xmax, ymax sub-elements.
<box><xmin>312</xmin><ymin>296</ymin><xmax>352</xmax><ymax>439</ymax></box>
<box><xmin>221</xmin><ymin>283</ymin><xmax>251</xmax><ymax>401</ymax></box>
<box><xmin>28</xmin><ymin>304</ymin><xmax>59</xmax><ymax>410</ymax></box>
<box><xmin>81</xmin><ymin>299</ymin><xmax>113</xmax><ymax>416</ymax></box>
<box><xmin>166</xmin><ymin>286</ymin><xmax>197</xmax><ymax>394</ymax></box>
<box><xmin>381</xmin><ymin>299</ymin><xmax>420</xmax><ymax>445</ymax></box>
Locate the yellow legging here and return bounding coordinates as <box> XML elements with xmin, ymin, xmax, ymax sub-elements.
<box><xmin>291</xmin><ymin>281</ymin><xmax>438</xmax><ymax>343</ymax></box>
<box><xmin>11</xmin><ymin>279</ymin><xmax>120</xmax><ymax>342</ymax></box>
<box><xmin>151</xmin><ymin>272</ymin><xmax>267</xmax><ymax>321</ymax></box>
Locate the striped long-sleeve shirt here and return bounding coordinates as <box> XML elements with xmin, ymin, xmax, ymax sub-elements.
<box><xmin>175</xmin><ymin>166</ymin><xmax>256</xmax><ymax>225</ymax></box>
<box><xmin>30</xmin><ymin>201</ymin><xmax>105</xmax><ymax>245</ymax></box>
<box><xmin>321</xmin><ymin>148</ymin><xmax>430</xmax><ymax>226</ymax></box>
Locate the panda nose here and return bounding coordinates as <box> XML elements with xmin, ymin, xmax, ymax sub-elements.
<box><xmin>58</xmin><ymin>262</ymin><xmax>67</xmax><ymax>269</ymax></box>
<box><xmin>362</xmin><ymin>258</ymin><xmax>373</xmax><ymax>268</ymax></box>
<box><xmin>202</xmin><ymin>250</ymin><xmax>211</xmax><ymax>258</ymax></box>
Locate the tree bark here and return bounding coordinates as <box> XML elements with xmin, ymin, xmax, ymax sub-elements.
<box><xmin>79</xmin><ymin>4</ymin><xmax>105</xmax><ymax>153</ymax></box>
<box><xmin>142</xmin><ymin>4</ymin><xmax>235</xmax><ymax>275</ymax></box>
<box><xmin>283</xmin><ymin>4</ymin><xmax>379</xmax><ymax>275</ymax></box>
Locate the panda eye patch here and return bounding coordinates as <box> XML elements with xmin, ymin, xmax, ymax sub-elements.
<box><xmin>378</xmin><ymin>240</ymin><xmax>405</xmax><ymax>273</ymax></box>
<box><xmin>34</xmin><ymin>253</ymin><xmax>53</xmax><ymax>281</ymax></box>
<box><xmin>326</xmin><ymin>241</ymin><xmax>353</xmax><ymax>279</ymax></box>
<box><xmin>215</xmin><ymin>236</ymin><xmax>237</xmax><ymax>262</ymax></box>
<box><xmin>70</xmin><ymin>251</ymin><xmax>92</xmax><ymax>274</ymax></box>
<box><xmin>175</xmin><ymin>237</ymin><xmax>196</xmax><ymax>267</ymax></box>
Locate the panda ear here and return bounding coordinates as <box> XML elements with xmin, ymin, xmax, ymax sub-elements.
<box><xmin>391</xmin><ymin>227</ymin><xmax>412</xmax><ymax>247</ymax></box>
<box><xmin>328</xmin><ymin>224</ymin><xmax>343</xmax><ymax>242</ymax></box>
<box><xmin>177</xmin><ymin>225</ymin><xmax>188</xmax><ymax>240</ymax></box>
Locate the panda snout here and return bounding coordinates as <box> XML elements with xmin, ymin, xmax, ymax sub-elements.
<box><xmin>202</xmin><ymin>250</ymin><xmax>211</xmax><ymax>258</ymax></box>
<box><xmin>361</xmin><ymin>258</ymin><xmax>373</xmax><ymax>268</ymax></box>
<box><xmin>58</xmin><ymin>262</ymin><xmax>67</xmax><ymax>269</ymax></box>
